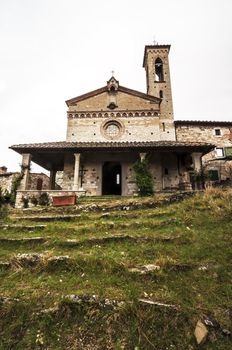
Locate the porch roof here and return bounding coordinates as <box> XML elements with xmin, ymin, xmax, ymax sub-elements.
<box><xmin>10</xmin><ymin>140</ymin><xmax>214</xmax><ymax>171</ymax></box>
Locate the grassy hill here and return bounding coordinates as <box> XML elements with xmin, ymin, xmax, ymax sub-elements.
<box><xmin>0</xmin><ymin>189</ymin><xmax>231</xmax><ymax>349</ymax></box>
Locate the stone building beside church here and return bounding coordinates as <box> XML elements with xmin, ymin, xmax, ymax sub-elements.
<box><xmin>10</xmin><ymin>44</ymin><xmax>232</xmax><ymax>207</ymax></box>
<box><xmin>0</xmin><ymin>166</ymin><xmax>50</xmax><ymax>193</ymax></box>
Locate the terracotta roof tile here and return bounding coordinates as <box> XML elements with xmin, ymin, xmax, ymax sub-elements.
<box><xmin>10</xmin><ymin>140</ymin><xmax>214</xmax><ymax>150</ymax></box>
<box><xmin>175</xmin><ymin>120</ymin><xmax>232</xmax><ymax>126</ymax></box>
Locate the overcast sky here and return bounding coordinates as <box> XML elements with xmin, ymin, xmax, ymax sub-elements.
<box><xmin>1</xmin><ymin>0</ymin><xmax>232</xmax><ymax>172</ymax></box>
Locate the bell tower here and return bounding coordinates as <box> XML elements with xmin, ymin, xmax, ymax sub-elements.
<box><xmin>143</xmin><ymin>45</ymin><xmax>174</xmax><ymax>121</ymax></box>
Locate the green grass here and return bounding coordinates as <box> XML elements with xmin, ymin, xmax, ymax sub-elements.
<box><xmin>0</xmin><ymin>188</ymin><xmax>232</xmax><ymax>349</ymax></box>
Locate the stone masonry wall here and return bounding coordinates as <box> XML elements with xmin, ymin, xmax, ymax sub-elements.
<box><xmin>68</xmin><ymin>91</ymin><xmax>160</xmax><ymax>112</ymax></box>
<box><xmin>175</xmin><ymin>124</ymin><xmax>232</xmax><ymax>146</ymax></box>
<box><xmin>175</xmin><ymin>124</ymin><xmax>232</xmax><ymax>162</ymax></box>
<box><xmin>66</xmin><ymin>116</ymin><xmax>176</xmax><ymax>142</ymax></box>
<box><xmin>0</xmin><ymin>174</ymin><xmax>15</xmax><ymax>192</ymax></box>
<box><xmin>144</xmin><ymin>47</ymin><xmax>174</xmax><ymax>121</ymax></box>
<box><xmin>176</xmin><ymin>124</ymin><xmax>232</xmax><ymax>182</ymax></box>
<box><xmin>28</xmin><ymin>173</ymin><xmax>50</xmax><ymax>190</ymax></box>
<box><xmin>66</xmin><ymin>88</ymin><xmax>176</xmax><ymax>143</ymax></box>
<box><xmin>0</xmin><ymin>172</ymin><xmax>50</xmax><ymax>193</ymax></box>
<box><xmin>62</xmin><ymin>151</ymin><xmax>182</xmax><ymax>196</ymax></box>
<box><xmin>63</xmin><ymin>154</ymin><xmax>75</xmax><ymax>190</ymax></box>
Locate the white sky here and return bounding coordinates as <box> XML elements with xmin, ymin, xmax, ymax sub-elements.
<box><xmin>0</xmin><ymin>0</ymin><xmax>232</xmax><ymax>172</ymax></box>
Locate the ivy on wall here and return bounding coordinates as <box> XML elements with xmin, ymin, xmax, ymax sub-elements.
<box><xmin>133</xmin><ymin>157</ymin><xmax>154</xmax><ymax>196</ymax></box>
<box><xmin>10</xmin><ymin>164</ymin><xmax>30</xmax><ymax>205</ymax></box>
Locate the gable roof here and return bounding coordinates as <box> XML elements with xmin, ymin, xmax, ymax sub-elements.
<box><xmin>65</xmin><ymin>85</ymin><xmax>161</xmax><ymax>106</ymax></box>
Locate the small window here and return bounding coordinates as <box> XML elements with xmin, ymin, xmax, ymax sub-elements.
<box><xmin>107</xmin><ymin>102</ymin><xmax>117</xmax><ymax>110</ymax></box>
<box><xmin>116</xmin><ymin>173</ymin><xmax>120</xmax><ymax>185</ymax></box>
<box><xmin>214</xmin><ymin>128</ymin><xmax>221</xmax><ymax>136</ymax></box>
<box><xmin>159</xmin><ymin>90</ymin><xmax>163</xmax><ymax>99</ymax></box>
<box><xmin>208</xmin><ymin>170</ymin><xmax>219</xmax><ymax>181</ymax></box>
<box><xmin>162</xmin><ymin>122</ymin><xmax>165</xmax><ymax>132</ymax></box>
<box><xmin>215</xmin><ymin>148</ymin><xmax>224</xmax><ymax>158</ymax></box>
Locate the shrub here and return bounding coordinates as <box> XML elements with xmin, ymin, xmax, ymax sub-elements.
<box><xmin>133</xmin><ymin>157</ymin><xmax>154</xmax><ymax>196</ymax></box>
<box><xmin>10</xmin><ymin>173</ymin><xmax>24</xmax><ymax>204</ymax></box>
<box><xmin>21</xmin><ymin>196</ymin><xmax>29</xmax><ymax>208</ymax></box>
<box><xmin>30</xmin><ymin>196</ymin><xmax>38</xmax><ymax>206</ymax></box>
<box><xmin>0</xmin><ymin>205</ymin><xmax>8</xmax><ymax>221</ymax></box>
<box><xmin>38</xmin><ymin>192</ymin><xmax>50</xmax><ymax>206</ymax></box>
<box><xmin>0</xmin><ymin>187</ymin><xmax>4</xmax><ymax>206</ymax></box>
<box><xmin>10</xmin><ymin>164</ymin><xmax>30</xmax><ymax>205</ymax></box>
<box><xmin>0</xmin><ymin>188</ymin><xmax>11</xmax><ymax>206</ymax></box>
<box><xmin>2</xmin><ymin>190</ymin><xmax>12</xmax><ymax>204</ymax></box>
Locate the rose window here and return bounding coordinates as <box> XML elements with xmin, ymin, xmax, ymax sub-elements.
<box><xmin>105</xmin><ymin>123</ymin><xmax>120</xmax><ymax>137</ymax></box>
<box><xmin>101</xmin><ymin>120</ymin><xmax>124</xmax><ymax>139</ymax></box>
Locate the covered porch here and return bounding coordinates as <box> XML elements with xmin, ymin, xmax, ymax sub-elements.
<box><xmin>10</xmin><ymin>141</ymin><xmax>214</xmax><ymax>207</ymax></box>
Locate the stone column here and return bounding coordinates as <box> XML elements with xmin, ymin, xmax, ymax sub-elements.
<box><xmin>191</xmin><ymin>152</ymin><xmax>203</xmax><ymax>190</ymax></box>
<box><xmin>49</xmin><ymin>170</ymin><xmax>57</xmax><ymax>190</ymax></box>
<box><xmin>73</xmin><ymin>153</ymin><xmax>81</xmax><ymax>191</ymax></box>
<box><xmin>191</xmin><ymin>152</ymin><xmax>202</xmax><ymax>172</ymax></box>
<box><xmin>20</xmin><ymin>153</ymin><xmax>31</xmax><ymax>190</ymax></box>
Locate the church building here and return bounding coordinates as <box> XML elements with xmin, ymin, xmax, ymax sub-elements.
<box><xmin>10</xmin><ymin>44</ymin><xmax>232</xmax><ymax>207</ymax></box>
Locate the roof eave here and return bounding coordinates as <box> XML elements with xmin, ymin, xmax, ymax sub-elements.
<box><xmin>65</xmin><ymin>86</ymin><xmax>107</xmax><ymax>106</ymax></box>
<box><xmin>9</xmin><ymin>141</ymin><xmax>214</xmax><ymax>154</ymax></box>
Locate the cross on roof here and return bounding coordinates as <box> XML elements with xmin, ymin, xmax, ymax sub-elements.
<box><xmin>153</xmin><ymin>36</ymin><xmax>158</xmax><ymax>45</ymax></box>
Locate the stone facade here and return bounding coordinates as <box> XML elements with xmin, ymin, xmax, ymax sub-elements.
<box><xmin>175</xmin><ymin>123</ymin><xmax>232</xmax><ymax>148</ymax></box>
<box><xmin>10</xmin><ymin>43</ymin><xmax>232</xmax><ymax>207</ymax></box>
<box><xmin>66</xmin><ymin>83</ymin><xmax>176</xmax><ymax>143</ymax></box>
<box><xmin>66</xmin><ymin>115</ymin><xmax>176</xmax><ymax>143</ymax></box>
<box><xmin>143</xmin><ymin>45</ymin><xmax>174</xmax><ymax>120</ymax></box>
<box><xmin>175</xmin><ymin>121</ymin><xmax>232</xmax><ymax>182</ymax></box>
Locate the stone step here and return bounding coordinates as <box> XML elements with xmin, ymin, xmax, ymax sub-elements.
<box><xmin>98</xmin><ymin>218</ymin><xmax>179</xmax><ymax>229</ymax></box>
<box><xmin>10</xmin><ymin>253</ymin><xmax>71</xmax><ymax>268</ymax></box>
<box><xmin>0</xmin><ymin>224</ymin><xmax>46</xmax><ymax>231</ymax></box>
<box><xmin>0</xmin><ymin>253</ymin><xmax>72</xmax><ymax>270</ymax></box>
<box><xmin>59</xmin><ymin>234</ymin><xmax>183</xmax><ymax>247</ymax></box>
<box><xmin>0</xmin><ymin>237</ymin><xmax>47</xmax><ymax>244</ymax></box>
<box><xmin>13</xmin><ymin>215</ymin><xmax>81</xmax><ymax>222</ymax></box>
<box><xmin>138</xmin><ymin>298</ymin><xmax>178</xmax><ymax>310</ymax></box>
<box><xmin>10</xmin><ymin>192</ymin><xmax>195</xmax><ymax>220</ymax></box>
<box><xmin>128</xmin><ymin>262</ymin><xmax>194</xmax><ymax>274</ymax></box>
<box><xmin>0</xmin><ymin>261</ymin><xmax>11</xmax><ymax>270</ymax></box>
<box><xmin>1</xmin><ymin>253</ymin><xmax>201</xmax><ymax>274</ymax></box>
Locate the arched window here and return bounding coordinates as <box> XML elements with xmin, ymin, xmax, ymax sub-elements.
<box><xmin>155</xmin><ymin>58</ymin><xmax>164</xmax><ymax>82</ymax></box>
